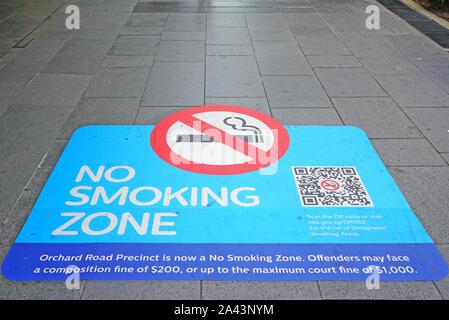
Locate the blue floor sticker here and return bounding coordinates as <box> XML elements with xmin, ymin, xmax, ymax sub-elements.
<box><xmin>2</xmin><ymin>106</ymin><xmax>448</xmax><ymax>281</ymax></box>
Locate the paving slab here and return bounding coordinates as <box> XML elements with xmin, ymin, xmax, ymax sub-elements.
<box><xmin>101</xmin><ymin>55</ymin><xmax>155</xmax><ymax>68</ymax></box>
<box><xmin>202</xmin><ymin>281</ymin><xmax>321</xmax><ymax>300</ymax></box>
<box><xmin>441</xmin><ymin>153</ymin><xmax>449</xmax><ymax>165</ymax></box>
<box><xmin>271</xmin><ymin>108</ymin><xmax>343</xmax><ymax>125</ymax></box>
<box><xmin>263</xmin><ymin>76</ymin><xmax>332</xmax><ymax>108</ymax></box>
<box><xmin>135</xmin><ymin>107</ymin><xmax>192</xmax><ymax>124</ymax></box>
<box><xmin>156</xmin><ymin>41</ymin><xmax>205</xmax><ymax>61</ymax></box>
<box><xmin>21</xmin><ymin>73</ymin><xmax>91</xmax><ymax>107</ymax></box>
<box><xmin>207</xmin><ymin>13</ymin><xmax>246</xmax><ymax>27</ymax></box>
<box><xmin>84</xmin><ymin>67</ymin><xmax>150</xmax><ymax>98</ymax></box>
<box><xmin>206</xmin><ymin>44</ymin><xmax>253</xmax><ymax>56</ymax></box>
<box><xmin>162</xmin><ymin>32</ymin><xmax>206</xmax><ymax>41</ymax></box>
<box><xmin>246</xmin><ymin>13</ymin><xmax>288</xmax><ymax>32</ymax></box>
<box><xmin>420</xmin><ymin>66</ymin><xmax>449</xmax><ymax>94</ymax></box>
<box><xmin>384</xmin><ymin>34</ymin><xmax>444</xmax><ymax>55</ymax></box>
<box><xmin>332</xmin><ymin>97</ymin><xmax>422</xmax><ymax>138</ymax></box>
<box><xmin>0</xmin><ymin>245</ymin><xmax>83</xmax><ymax>299</ymax></box>
<box><xmin>109</xmin><ymin>35</ymin><xmax>160</xmax><ymax>56</ymax></box>
<box><xmin>205</xmin><ymin>97</ymin><xmax>270</xmax><ymax>114</ymax></box>
<box><xmin>403</xmin><ymin>108</ymin><xmax>449</xmax><ymax>152</ymax></box>
<box><xmin>295</xmin><ymin>28</ymin><xmax>352</xmax><ymax>56</ymax></box>
<box><xmin>81</xmin><ymin>281</ymin><xmax>200</xmax><ymax>300</ymax></box>
<box><xmin>359</xmin><ymin>55</ymin><xmax>422</xmax><ymax>75</ymax></box>
<box><xmin>0</xmin><ymin>104</ymin><xmax>72</xmax><ymax>155</ymax></box>
<box><xmin>44</xmin><ymin>39</ymin><xmax>113</xmax><ymax>75</ymax></box>
<box><xmin>307</xmin><ymin>55</ymin><xmax>361</xmax><ymax>68</ymax></box>
<box><xmin>253</xmin><ymin>42</ymin><xmax>313</xmax><ymax>75</ymax></box>
<box><xmin>125</xmin><ymin>13</ymin><xmax>167</xmax><ymax>28</ymax></box>
<box><xmin>389</xmin><ymin>166</ymin><xmax>449</xmax><ymax>213</ymax></box>
<box><xmin>371</xmin><ymin>139</ymin><xmax>446</xmax><ymax>166</ymax></box>
<box><xmin>142</xmin><ymin>62</ymin><xmax>204</xmax><ymax>106</ymax></box>
<box><xmin>165</xmin><ymin>13</ymin><xmax>206</xmax><ymax>32</ymax></box>
<box><xmin>250</xmin><ymin>30</ymin><xmax>296</xmax><ymax>42</ymax></box>
<box><xmin>206</xmin><ymin>27</ymin><xmax>251</xmax><ymax>45</ymax></box>
<box><xmin>374</xmin><ymin>74</ymin><xmax>449</xmax><ymax>107</ymax></box>
<box><xmin>0</xmin><ymin>152</ymin><xmax>43</xmax><ymax>215</ymax></box>
<box><xmin>206</xmin><ymin>55</ymin><xmax>265</xmax><ymax>97</ymax></box>
<box><xmin>315</xmin><ymin>68</ymin><xmax>387</xmax><ymax>98</ymax></box>
<box><xmin>436</xmin><ymin>245</ymin><xmax>449</xmax><ymax>299</ymax></box>
<box><xmin>59</xmin><ymin>98</ymin><xmax>141</xmax><ymax>139</ymax></box>
<box><xmin>319</xmin><ymin>280</ymin><xmax>442</xmax><ymax>300</ymax></box>
<box><xmin>119</xmin><ymin>26</ymin><xmax>163</xmax><ymax>36</ymax></box>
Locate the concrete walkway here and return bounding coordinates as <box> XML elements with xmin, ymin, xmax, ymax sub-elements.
<box><xmin>1</xmin><ymin>0</ymin><xmax>449</xmax><ymax>299</ymax></box>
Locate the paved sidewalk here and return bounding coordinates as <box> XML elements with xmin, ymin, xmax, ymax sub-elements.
<box><xmin>1</xmin><ymin>0</ymin><xmax>449</xmax><ymax>299</ymax></box>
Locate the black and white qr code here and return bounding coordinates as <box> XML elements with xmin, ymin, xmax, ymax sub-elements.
<box><xmin>291</xmin><ymin>166</ymin><xmax>373</xmax><ymax>207</ymax></box>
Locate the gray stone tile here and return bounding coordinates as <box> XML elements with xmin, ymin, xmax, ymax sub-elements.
<box><xmin>206</xmin><ymin>44</ymin><xmax>253</xmax><ymax>56</ymax></box>
<box><xmin>333</xmin><ymin>98</ymin><xmax>422</xmax><ymax>138</ymax></box>
<box><xmin>81</xmin><ymin>281</ymin><xmax>200</xmax><ymax>299</ymax></box>
<box><xmin>371</xmin><ymin>139</ymin><xmax>446</xmax><ymax>166</ymax></box>
<box><xmin>71</xmin><ymin>29</ymin><xmax>120</xmax><ymax>40</ymax></box>
<box><xmin>202</xmin><ymin>281</ymin><xmax>320</xmax><ymax>300</ymax></box>
<box><xmin>408</xmin><ymin>54</ymin><xmax>449</xmax><ymax>68</ymax></box>
<box><xmin>135</xmin><ymin>107</ymin><xmax>191</xmax><ymax>124</ymax></box>
<box><xmin>263</xmin><ymin>76</ymin><xmax>332</xmax><ymax>108</ymax></box>
<box><xmin>374</xmin><ymin>75</ymin><xmax>449</xmax><ymax>107</ymax></box>
<box><xmin>119</xmin><ymin>26</ymin><xmax>163</xmax><ymax>36</ymax></box>
<box><xmin>206</xmin><ymin>56</ymin><xmax>265</xmax><ymax>97</ymax></box>
<box><xmin>156</xmin><ymin>41</ymin><xmax>205</xmax><ymax>62</ymax></box>
<box><xmin>245</xmin><ymin>13</ymin><xmax>288</xmax><ymax>32</ymax></box>
<box><xmin>359</xmin><ymin>55</ymin><xmax>422</xmax><ymax>75</ymax></box>
<box><xmin>101</xmin><ymin>55</ymin><xmax>154</xmax><ymax>68</ymax></box>
<box><xmin>295</xmin><ymin>28</ymin><xmax>352</xmax><ymax>55</ymax></box>
<box><xmin>0</xmin><ymin>246</ymin><xmax>83</xmax><ymax>299</ymax></box>
<box><xmin>44</xmin><ymin>39</ymin><xmax>113</xmax><ymax>75</ymax></box>
<box><xmin>339</xmin><ymin>33</ymin><xmax>398</xmax><ymax>58</ymax></box>
<box><xmin>441</xmin><ymin>153</ymin><xmax>449</xmax><ymax>165</ymax></box>
<box><xmin>125</xmin><ymin>13</ymin><xmax>167</xmax><ymax>28</ymax></box>
<box><xmin>142</xmin><ymin>62</ymin><xmax>204</xmax><ymax>106</ymax></box>
<box><xmin>436</xmin><ymin>245</ymin><xmax>449</xmax><ymax>299</ymax></box>
<box><xmin>21</xmin><ymin>73</ymin><xmax>91</xmax><ymax>107</ymax></box>
<box><xmin>84</xmin><ymin>68</ymin><xmax>150</xmax><ymax>98</ymax></box>
<box><xmin>319</xmin><ymin>281</ymin><xmax>441</xmax><ymax>300</ymax></box>
<box><xmin>272</xmin><ymin>108</ymin><xmax>343</xmax><ymax>125</ymax></box>
<box><xmin>82</xmin><ymin>11</ymin><xmax>130</xmax><ymax>30</ymax></box>
<box><xmin>384</xmin><ymin>34</ymin><xmax>444</xmax><ymax>55</ymax></box>
<box><xmin>30</xmin><ymin>23</ymin><xmax>73</xmax><ymax>40</ymax></box>
<box><xmin>0</xmin><ymin>104</ymin><xmax>72</xmax><ymax>155</ymax></box>
<box><xmin>415</xmin><ymin>209</ymin><xmax>449</xmax><ymax>244</ymax></box>
<box><xmin>250</xmin><ymin>31</ymin><xmax>296</xmax><ymax>42</ymax></box>
<box><xmin>420</xmin><ymin>66</ymin><xmax>449</xmax><ymax>94</ymax></box>
<box><xmin>165</xmin><ymin>13</ymin><xmax>206</xmax><ymax>32</ymax></box>
<box><xmin>253</xmin><ymin>42</ymin><xmax>312</xmax><ymax>76</ymax></box>
<box><xmin>315</xmin><ymin>68</ymin><xmax>387</xmax><ymax>98</ymax></box>
<box><xmin>109</xmin><ymin>35</ymin><xmax>160</xmax><ymax>56</ymax></box>
<box><xmin>162</xmin><ymin>32</ymin><xmax>205</xmax><ymax>41</ymax></box>
<box><xmin>206</xmin><ymin>27</ymin><xmax>250</xmax><ymax>45</ymax></box>
<box><xmin>389</xmin><ymin>167</ymin><xmax>449</xmax><ymax>213</ymax></box>
<box><xmin>403</xmin><ymin>108</ymin><xmax>449</xmax><ymax>152</ymax></box>
<box><xmin>205</xmin><ymin>97</ymin><xmax>270</xmax><ymax>114</ymax></box>
<box><xmin>60</xmin><ymin>98</ymin><xmax>141</xmax><ymax>138</ymax></box>
<box><xmin>207</xmin><ymin>13</ymin><xmax>246</xmax><ymax>27</ymax></box>
<box><xmin>0</xmin><ymin>152</ymin><xmax>43</xmax><ymax>215</ymax></box>
<box><xmin>307</xmin><ymin>55</ymin><xmax>361</xmax><ymax>68</ymax></box>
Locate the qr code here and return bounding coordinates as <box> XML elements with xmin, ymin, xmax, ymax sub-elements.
<box><xmin>291</xmin><ymin>166</ymin><xmax>373</xmax><ymax>207</ymax></box>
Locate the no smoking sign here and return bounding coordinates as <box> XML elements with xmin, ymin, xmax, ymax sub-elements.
<box><xmin>150</xmin><ymin>105</ymin><xmax>289</xmax><ymax>175</ymax></box>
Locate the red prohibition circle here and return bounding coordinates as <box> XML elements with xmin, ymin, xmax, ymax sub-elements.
<box><xmin>320</xmin><ymin>179</ymin><xmax>341</xmax><ymax>191</ymax></box>
<box><xmin>150</xmin><ymin>105</ymin><xmax>290</xmax><ymax>175</ymax></box>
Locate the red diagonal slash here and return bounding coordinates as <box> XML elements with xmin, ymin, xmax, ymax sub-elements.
<box><xmin>178</xmin><ymin>113</ymin><xmax>278</xmax><ymax>166</ymax></box>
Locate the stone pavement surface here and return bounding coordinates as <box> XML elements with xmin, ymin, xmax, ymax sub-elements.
<box><xmin>1</xmin><ymin>0</ymin><xmax>449</xmax><ymax>300</ymax></box>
